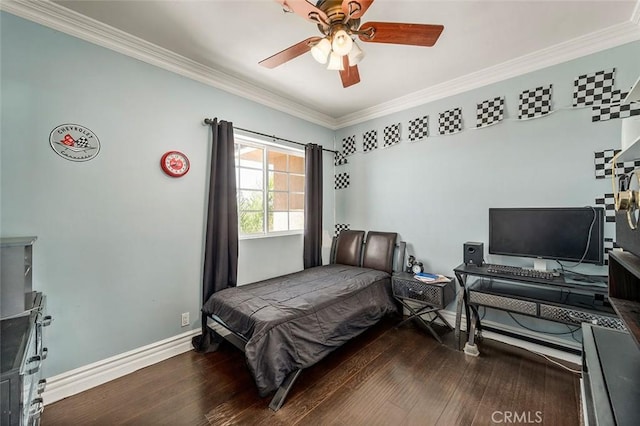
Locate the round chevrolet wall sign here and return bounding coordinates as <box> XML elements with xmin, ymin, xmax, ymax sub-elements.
<box><xmin>49</xmin><ymin>124</ymin><xmax>101</xmax><ymax>162</ymax></box>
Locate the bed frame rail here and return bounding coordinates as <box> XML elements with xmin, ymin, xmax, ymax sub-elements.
<box><xmin>208</xmin><ymin>315</ymin><xmax>248</xmax><ymax>351</ymax></box>
<box><xmin>268</xmin><ymin>369</ymin><xmax>303</xmax><ymax>411</ymax></box>
<box><xmin>207</xmin><ymin>315</ymin><xmax>303</xmax><ymax>411</ymax></box>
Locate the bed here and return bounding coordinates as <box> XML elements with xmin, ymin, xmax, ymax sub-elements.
<box><xmin>202</xmin><ymin>230</ymin><xmax>405</xmax><ymax>410</ymax></box>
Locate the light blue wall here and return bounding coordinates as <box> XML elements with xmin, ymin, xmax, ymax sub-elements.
<box><xmin>335</xmin><ymin>41</ymin><xmax>640</xmax><ymax>336</ymax></box>
<box><xmin>0</xmin><ymin>12</ymin><xmax>335</xmax><ymax>377</ymax></box>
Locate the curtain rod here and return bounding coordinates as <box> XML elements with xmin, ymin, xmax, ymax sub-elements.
<box><xmin>203</xmin><ymin>118</ymin><xmax>336</xmax><ymax>154</ymax></box>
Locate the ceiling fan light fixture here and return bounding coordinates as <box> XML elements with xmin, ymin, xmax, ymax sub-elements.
<box><xmin>347</xmin><ymin>41</ymin><xmax>365</xmax><ymax>66</ymax></box>
<box><xmin>331</xmin><ymin>29</ymin><xmax>353</xmax><ymax>56</ymax></box>
<box><xmin>310</xmin><ymin>37</ymin><xmax>332</xmax><ymax>64</ymax></box>
<box><xmin>327</xmin><ymin>52</ymin><xmax>344</xmax><ymax>71</ymax></box>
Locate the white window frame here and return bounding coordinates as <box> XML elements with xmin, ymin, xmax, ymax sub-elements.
<box><xmin>235</xmin><ymin>134</ymin><xmax>305</xmax><ymax>239</ymax></box>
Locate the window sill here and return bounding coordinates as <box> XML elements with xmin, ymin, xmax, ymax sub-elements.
<box><xmin>239</xmin><ymin>230</ymin><xmax>303</xmax><ymax>241</ymax></box>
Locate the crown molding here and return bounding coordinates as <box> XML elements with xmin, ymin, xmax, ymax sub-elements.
<box><xmin>335</xmin><ymin>20</ymin><xmax>640</xmax><ymax>128</ymax></box>
<box><xmin>0</xmin><ymin>0</ymin><xmax>337</xmax><ymax>129</ymax></box>
<box><xmin>2</xmin><ymin>1</ymin><xmax>640</xmax><ymax>131</ymax></box>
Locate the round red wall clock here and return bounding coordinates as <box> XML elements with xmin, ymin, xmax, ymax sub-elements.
<box><xmin>160</xmin><ymin>151</ymin><xmax>190</xmax><ymax>177</ymax></box>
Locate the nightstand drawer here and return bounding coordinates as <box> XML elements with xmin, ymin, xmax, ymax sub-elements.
<box><xmin>392</xmin><ymin>274</ymin><xmax>455</xmax><ymax>309</ymax></box>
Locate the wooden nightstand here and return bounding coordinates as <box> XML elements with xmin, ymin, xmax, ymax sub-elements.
<box><xmin>392</xmin><ymin>272</ymin><xmax>456</xmax><ymax>343</ymax></box>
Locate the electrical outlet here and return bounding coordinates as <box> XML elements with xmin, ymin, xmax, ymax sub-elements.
<box><xmin>181</xmin><ymin>312</ymin><xmax>189</xmax><ymax>327</ymax></box>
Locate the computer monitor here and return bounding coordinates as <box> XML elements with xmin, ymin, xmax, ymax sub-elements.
<box><xmin>489</xmin><ymin>207</ymin><xmax>604</xmax><ymax>265</ymax></box>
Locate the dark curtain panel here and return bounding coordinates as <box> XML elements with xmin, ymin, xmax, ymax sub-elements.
<box><xmin>303</xmin><ymin>143</ymin><xmax>323</xmax><ymax>269</ymax></box>
<box><xmin>192</xmin><ymin>118</ymin><xmax>239</xmax><ymax>352</ymax></box>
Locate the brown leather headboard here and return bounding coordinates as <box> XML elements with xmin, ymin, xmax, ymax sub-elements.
<box><xmin>333</xmin><ymin>230</ymin><xmax>365</xmax><ymax>266</ymax></box>
<box><xmin>362</xmin><ymin>231</ymin><xmax>398</xmax><ymax>274</ymax></box>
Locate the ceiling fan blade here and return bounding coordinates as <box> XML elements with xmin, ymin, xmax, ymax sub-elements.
<box><xmin>259</xmin><ymin>37</ymin><xmax>321</xmax><ymax>69</ymax></box>
<box><xmin>341</xmin><ymin>0</ymin><xmax>374</xmax><ymax>20</ymax></box>
<box><xmin>275</xmin><ymin>0</ymin><xmax>328</xmax><ymax>24</ymax></box>
<box><xmin>358</xmin><ymin>22</ymin><xmax>444</xmax><ymax>47</ymax></box>
<box><xmin>339</xmin><ymin>56</ymin><xmax>360</xmax><ymax>88</ymax></box>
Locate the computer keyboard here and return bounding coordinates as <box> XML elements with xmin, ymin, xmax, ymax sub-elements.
<box><xmin>484</xmin><ymin>264</ymin><xmax>557</xmax><ymax>281</ymax></box>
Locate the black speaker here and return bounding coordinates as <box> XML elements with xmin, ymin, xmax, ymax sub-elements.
<box><xmin>464</xmin><ymin>242</ymin><xmax>484</xmax><ymax>266</ymax></box>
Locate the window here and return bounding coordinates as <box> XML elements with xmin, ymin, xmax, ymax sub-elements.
<box><xmin>235</xmin><ymin>136</ymin><xmax>305</xmax><ymax>237</ymax></box>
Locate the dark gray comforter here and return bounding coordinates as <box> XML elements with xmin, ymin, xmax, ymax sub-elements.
<box><xmin>202</xmin><ymin>264</ymin><xmax>397</xmax><ymax>396</ymax></box>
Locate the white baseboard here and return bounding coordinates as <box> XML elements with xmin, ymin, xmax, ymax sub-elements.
<box><xmin>42</xmin><ymin>328</ymin><xmax>200</xmax><ymax>405</ymax></box>
<box><xmin>436</xmin><ymin>310</ymin><xmax>581</xmax><ymax>365</ymax></box>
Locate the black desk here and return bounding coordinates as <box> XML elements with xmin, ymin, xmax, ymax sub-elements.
<box><xmin>453</xmin><ymin>264</ymin><xmax>625</xmax><ymax>356</ymax></box>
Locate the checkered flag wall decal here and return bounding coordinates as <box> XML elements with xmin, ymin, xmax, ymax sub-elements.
<box><xmin>518</xmin><ymin>85</ymin><xmax>552</xmax><ymax>120</ymax></box>
<box><xmin>594</xmin><ymin>149</ymin><xmax>640</xmax><ymax>179</ymax></box>
<box><xmin>595</xmin><ymin>193</ymin><xmax>616</xmax><ymax>223</ymax></box>
<box><xmin>604</xmin><ymin>237</ymin><xmax>620</xmax><ymax>266</ymax></box>
<box><xmin>408</xmin><ymin>116</ymin><xmax>429</xmax><ymax>141</ymax></box>
<box><xmin>75</xmin><ymin>137</ymin><xmax>90</xmax><ymax>148</ymax></box>
<box><xmin>595</xmin><ymin>149</ymin><xmax>620</xmax><ymax>178</ymax></box>
<box><xmin>438</xmin><ymin>108</ymin><xmax>463</xmax><ymax>135</ymax></box>
<box><xmin>334</xmin><ymin>151</ymin><xmax>348</xmax><ymax>166</ymax></box>
<box><xmin>617</xmin><ymin>160</ymin><xmax>640</xmax><ymax>176</ymax></box>
<box><xmin>342</xmin><ymin>135</ymin><xmax>356</xmax><ymax>156</ymax></box>
<box><xmin>335</xmin><ymin>172</ymin><xmax>350</xmax><ymax>190</ymax></box>
<box><xmin>335</xmin><ymin>224</ymin><xmax>350</xmax><ymax>237</ymax></box>
<box><xmin>573</xmin><ymin>68</ymin><xmax>616</xmax><ymax>107</ymax></box>
<box><xmin>592</xmin><ymin>92</ymin><xmax>640</xmax><ymax>122</ymax></box>
<box><xmin>476</xmin><ymin>96</ymin><xmax>505</xmax><ymax>129</ymax></box>
<box><xmin>603</xmin><ymin>90</ymin><xmax>625</xmax><ymax>104</ymax></box>
<box><xmin>383</xmin><ymin>123</ymin><xmax>401</xmax><ymax>147</ymax></box>
<box><xmin>362</xmin><ymin>130</ymin><xmax>378</xmax><ymax>152</ymax></box>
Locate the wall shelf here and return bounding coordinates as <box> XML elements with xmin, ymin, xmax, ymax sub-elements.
<box><xmin>622</xmin><ymin>75</ymin><xmax>640</xmax><ymax>104</ymax></box>
<box><xmin>614</xmin><ymin>134</ymin><xmax>640</xmax><ymax>163</ymax></box>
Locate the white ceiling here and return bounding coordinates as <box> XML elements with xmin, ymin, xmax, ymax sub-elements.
<box><xmin>17</xmin><ymin>1</ymin><xmax>640</xmax><ymax>126</ymax></box>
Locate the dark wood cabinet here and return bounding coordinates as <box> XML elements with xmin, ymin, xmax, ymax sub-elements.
<box><xmin>580</xmin><ymin>250</ymin><xmax>640</xmax><ymax>425</ymax></box>
<box><xmin>607</xmin><ymin>250</ymin><xmax>640</xmax><ymax>348</ymax></box>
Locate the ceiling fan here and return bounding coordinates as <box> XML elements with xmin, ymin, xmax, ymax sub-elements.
<box><xmin>259</xmin><ymin>0</ymin><xmax>444</xmax><ymax>88</ymax></box>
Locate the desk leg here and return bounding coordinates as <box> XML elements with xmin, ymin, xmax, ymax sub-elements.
<box><xmin>464</xmin><ymin>305</ymin><xmax>480</xmax><ymax>357</ymax></box>
<box><xmin>463</xmin><ymin>289</ymin><xmax>471</xmax><ymax>335</ymax></box>
<box><xmin>455</xmin><ymin>288</ymin><xmax>463</xmax><ymax>350</ymax></box>
<box><xmin>454</xmin><ymin>272</ymin><xmax>471</xmax><ymax>351</ymax></box>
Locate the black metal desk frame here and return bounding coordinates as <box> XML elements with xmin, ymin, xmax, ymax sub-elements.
<box><xmin>453</xmin><ymin>263</ymin><xmax>621</xmax><ymax>356</ymax></box>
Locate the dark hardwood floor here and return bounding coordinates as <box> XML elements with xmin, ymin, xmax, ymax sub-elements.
<box><xmin>42</xmin><ymin>318</ymin><xmax>581</xmax><ymax>425</ymax></box>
